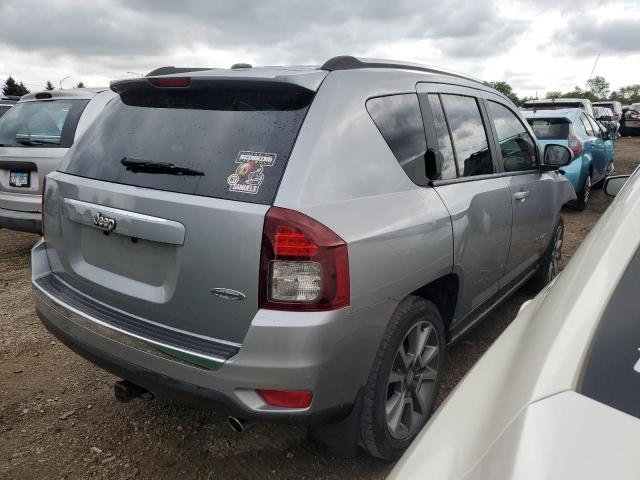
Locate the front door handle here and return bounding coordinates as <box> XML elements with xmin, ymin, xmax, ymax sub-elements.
<box><xmin>514</xmin><ymin>191</ymin><xmax>530</xmax><ymax>202</ymax></box>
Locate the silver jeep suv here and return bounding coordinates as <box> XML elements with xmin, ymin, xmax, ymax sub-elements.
<box><xmin>31</xmin><ymin>57</ymin><xmax>575</xmax><ymax>459</ymax></box>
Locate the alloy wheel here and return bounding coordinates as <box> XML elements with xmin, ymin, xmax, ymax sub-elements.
<box><xmin>584</xmin><ymin>175</ymin><xmax>592</xmax><ymax>204</ymax></box>
<box><xmin>385</xmin><ymin>321</ymin><xmax>440</xmax><ymax>440</ymax></box>
<box><xmin>547</xmin><ymin>223</ymin><xmax>564</xmax><ymax>282</ymax></box>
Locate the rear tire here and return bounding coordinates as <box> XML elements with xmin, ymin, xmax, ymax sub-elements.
<box><xmin>360</xmin><ymin>296</ymin><xmax>446</xmax><ymax>460</ymax></box>
<box><xmin>528</xmin><ymin>218</ymin><xmax>564</xmax><ymax>293</ymax></box>
<box><xmin>574</xmin><ymin>173</ymin><xmax>591</xmax><ymax>211</ymax></box>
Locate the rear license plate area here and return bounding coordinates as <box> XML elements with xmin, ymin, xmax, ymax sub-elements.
<box><xmin>9</xmin><ymin>171</ymin><xmax>30</xmax><ymax>187</ymax></box>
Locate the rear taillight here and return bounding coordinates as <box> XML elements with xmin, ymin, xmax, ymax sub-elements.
<box><xmin>41</xmin><ymin>176</ymin><xmax>47</xmax><ymax>237</ymax></box>
<box><xmin>568</xmin><ymin>126</ymin><xmax>582</xmax><ymax>157</ymax></box>
<box><xmin>259</xmin><ymin>207</ymin><xmax>349</xmax><ymax>311</ymax></box>
<box><xmin>256</xmin><ymin>389</ymin><xmax>313</xmax><ymax>408</ymax></box>
<box><xmin>629</xmin><ymin>111</ymin><xmax>640</xmax><ymax>120</ymax></box>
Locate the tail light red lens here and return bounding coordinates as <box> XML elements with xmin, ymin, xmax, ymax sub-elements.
<box><xmin>35</xmin><ymin>92</ymin><xmax>52</xmax><ymax>100</ymax></box>
<box><xmin>568</xmin><ymin>125</ymin><xmax>582</xmax><ymax>157</ymax></box>
<box><xmin>148</xmin><ymin>77</ymin><xmax>191</xmax><ymax>88</ymax></box>
<box><xmin>259</xmin><ymin>207</ymin><xmax>349</xmax><ymax>311</ymax></box>
<box><xmin>41</xmin><ymin>176</ymin><xmax>47</xmax><ymax>237</ymax></box>
<box><xmin>256</xmin><ymin>389</ymin><xmax>313</xmax><ymax>408</ymax></box>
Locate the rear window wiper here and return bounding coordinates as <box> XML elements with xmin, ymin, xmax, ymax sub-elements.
<box><xmin>121</xmin><ymin>157</ymin><xmax>205</xmax><ymax>176</ymax></box>
<box><xmin>15</xmin><ymin>138</ymin><xmax>59</xmax><ymax>146</ymax></box>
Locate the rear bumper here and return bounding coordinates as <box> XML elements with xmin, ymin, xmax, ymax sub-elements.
<box><xmin>31</xmin><ymin>240</ymin><xmax>392</xmax><ymax>422</ymax></box>
<box><xmin>0</xmin><ymin>206</ymin><xmax>41</xmax><ymax>233</ymax></box>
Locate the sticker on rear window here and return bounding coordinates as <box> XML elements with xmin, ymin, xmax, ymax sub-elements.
<box><xmin>227</xmin><ymin>151</ymin><xmax>277</xmax><ymax>194</ymax></box>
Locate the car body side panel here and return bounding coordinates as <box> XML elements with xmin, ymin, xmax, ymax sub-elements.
<box><xmin>433</xmin><ymin>179</ymin><xmax>511</xmax><ymax>319</ymax></box>
<box><xmin>274</xmin><ymin>70</ymin><xmax>455</xmax><ymax>314</ymax></box>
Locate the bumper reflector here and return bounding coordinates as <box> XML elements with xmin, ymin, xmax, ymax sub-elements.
<box><xmin>256</xmin><ymin>389</ymin><xmax>313</xmax><ymax>408</ymax></box>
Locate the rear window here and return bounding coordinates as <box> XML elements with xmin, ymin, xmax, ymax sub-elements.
<box><xmin>62</xmin><ymin>84</ymin><xmax>313</xmax><ymax>204</ymax></box>
<box><xmin>0</xmin><ymin>99</ymin><xmax>88</xmax><ymax>147</ymax></box>
<box><xmin>526</xmin><ymin>118</ymin><xmax>570</xmax><ymax>139</ymax></box>
<box><xmin>522</xmin><ymin>102</ymin><xmax>581</xmax><ymax>111</ymax></box>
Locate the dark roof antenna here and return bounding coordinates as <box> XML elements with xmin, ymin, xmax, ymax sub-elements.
<box><xmin>231</xmin><ymin>63</ymin><xmax>253</xmax><ymax>69</ymax></box>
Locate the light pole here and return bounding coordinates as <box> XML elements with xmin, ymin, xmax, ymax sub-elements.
<box><xmin>59</xmin><ymin>75</ymin><xmax>70</xmax><ymax>89</ymax></box>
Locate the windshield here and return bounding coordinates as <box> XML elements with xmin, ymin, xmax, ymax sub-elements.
<box><xmin>0</xmin><ymin>99</ymin><xmax>88</xmax><ymax>147</ymax></box>
<box><xmin>526</xmin><ymin>118</ymin><xmax>570</xmax><ymax>139</ymax></box>
<box><xmin>61</xmin><ymin>85</ymin><xmax>314</xmax><ymax>205</ymax></box>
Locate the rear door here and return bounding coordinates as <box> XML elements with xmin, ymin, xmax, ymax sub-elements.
<box><xmin>586</xmin><ymin>114</ymin><xmax>610</xmax><ymax>182</ymax></box>
<box><xmin>44</xmin><ymin>79</ymin><xmax>315</xmax><ymax>344</ymax></box>
<box><xmin>418</xmin><ymin>84</ymin><xmax>512</xmax><ymax>324</ymax></box>
<box><xmin>579</xmin><ymin>113</ymin><xmax>606</xmax><ymax>181</ymax></box>
<box><xmin>484</xmin><ymin>98</ymin><xmax>555</xmax><ymax>285</ymax></box>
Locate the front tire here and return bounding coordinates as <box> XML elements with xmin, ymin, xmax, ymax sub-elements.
<box><xmin>360</xmin><ymin>296</ymin><xmax>446</xmax><ymax>460</ymax></box>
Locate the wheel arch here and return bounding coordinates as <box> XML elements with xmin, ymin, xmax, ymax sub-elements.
<box><xmin>409</xmin><ymin>273</ymin><xmax>459</xmax><ymax>341</ymax></box>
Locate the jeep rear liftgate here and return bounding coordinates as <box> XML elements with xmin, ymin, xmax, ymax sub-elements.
<box><xmin>41</xmin><ymin>79</ymin><xmax>315</xmax><ymax>345</ymax></box>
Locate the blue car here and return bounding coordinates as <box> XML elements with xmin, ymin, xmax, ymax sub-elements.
<box><xmin>523</xmin><ymin>108</ymin><xmax>615</xmax><ymax>210</ymax></box>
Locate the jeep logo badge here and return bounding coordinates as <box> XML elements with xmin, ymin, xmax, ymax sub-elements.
<box><xmin>92</xmin><ymin>212</ymin><xmax>116</xmax><ymax>232</ymax></box>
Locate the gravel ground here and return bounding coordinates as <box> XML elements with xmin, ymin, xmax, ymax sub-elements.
<box><xmin>1</xmin><ymin>137</ymin><xmax>639</xmax><ymax>480</ymax></box>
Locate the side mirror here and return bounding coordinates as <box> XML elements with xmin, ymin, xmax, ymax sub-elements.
<box><xmin>543</xmin><ymin>144</ymin><xmax>573</xmax><ymax>168</ymax></box>
<box><xmin>604</xmin><ymin>175</ymin><xmax>630</xmax><ymax>197</ymax></box>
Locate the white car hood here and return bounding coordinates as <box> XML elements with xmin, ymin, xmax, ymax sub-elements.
<box><xmin>464</xmin><ymin>391</ymin><xmax>640</xmax><ymax>480</ymax></box>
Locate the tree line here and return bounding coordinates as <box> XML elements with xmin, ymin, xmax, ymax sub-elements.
<box><xmin>490</xmin><ymin>76</ymin><xmax>640</xmax><ymax>107</ymax></box>
<box><xmin>2</xmin><ymin>76</ymin><xmax>85</xmax><ymax>96</ymax></box>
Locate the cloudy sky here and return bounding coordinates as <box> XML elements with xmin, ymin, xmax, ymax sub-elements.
<box><xmin>0</xmin><ymin>0</ymin><xmax>639</xmax><ymax>97</ymax></box>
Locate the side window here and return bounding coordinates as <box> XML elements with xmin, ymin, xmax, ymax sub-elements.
<box><xmin>440</xmin><ymin>94</ymin><xmax>493</xmax><ymax>177</ymax></box>
<box><xmin>427</xmin><ymin>94</ymin><xmax>457</xmax><ymax>180</ymax></box>
<box><xmin>573</xmin><ymin>117</ymin><xmax>587</xmax><ymax>135</ymax></box>
<box><xmin>587</xmin><ymin>115</ymin><xmax>604</xmax><ymax>136</ymax></box>
<box><xmin>487</xmin><ymin>101</ymin><xmax>538</xmax><ymax>172</ymax></box>
<box><xmin>366</xmin><ymin>94</ymin><xmax>427</xmax><ymax>184</ymax></box>
<box><xmin>581</xmin><ymin>115</ymin><xmax>595</xmax><ymax>136</ymax></box>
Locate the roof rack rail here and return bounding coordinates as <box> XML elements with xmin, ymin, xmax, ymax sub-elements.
<box><xmin>144</xmin><ymin>66</ymin><xmax>214</xmax><ymax>77</ymax></box>
<box><xmin>320</xmin><ymin>56</ymin><xmax>490</xmax><ymax>87</ymax></box>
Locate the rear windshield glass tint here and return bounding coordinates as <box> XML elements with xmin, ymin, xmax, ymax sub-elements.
<box><xmin>0</xmin><ymin>99</ymin><xmax>88</xmax><ymax>147</ymax></box>
<box><xmin>526</xmin><ymin>118</ymin><xmax>570</xmax><ymax>139</ymax></box>
<box><xmin>61</xmin><ymin>84</ymin><xmax>313</xmax><ymax>205</ymax></box>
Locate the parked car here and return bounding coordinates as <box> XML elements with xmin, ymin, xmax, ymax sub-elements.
<box><xmin>621</xmin><ymin>102</ymin><xmax>640</xmax><ymax>136</ymax></box>
<box><xmin>521</xmin><ymin>98</ymin><xmax>594</xmax><ymax>116</ymax></box>
<box><xmin>31</xmin><ymin>56</ymin><xmax>575</xmax><ymax>459</ymax></box>
<box><xmin>0</xmin><ymin>96</ymin><xmax>18</xmax><ymax>118</ymax></box>
<box><xmin>0</xmin><ymin>87</ymin><xmax>115</xmax><ymax>233</ymax></box>
<box><xmin>523</xmin><ymin>108</ymin><xmax>615</xmax><ymax>210</ymax></box>
<box><xmin>592</xmin><ymin>106</ymin><xmax>620</xmax><ymax>136</ymax></box>
<box><xmin>388</xmin><ymin>166</ymin><xmax>640</xmax><ymax>480</ymax></box>
<box><xmin>593</xmin><ymin>100</ymin><xmax>622</xmax><ymax>120</ymax></box>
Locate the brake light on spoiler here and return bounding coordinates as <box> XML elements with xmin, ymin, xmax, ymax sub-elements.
<box><xmin>148</xmin><ymin>77</ymin><xmax>191</xmax><ymax>88</ymax></box>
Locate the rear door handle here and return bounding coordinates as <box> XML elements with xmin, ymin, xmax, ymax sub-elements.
<box><xmin>513</xmin><ymin>191</ymin><xmax>530</xmax><ymax>202</ymax></box>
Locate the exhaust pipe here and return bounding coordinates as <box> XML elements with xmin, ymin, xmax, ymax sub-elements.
<box><xmin>227</xmin><ymin>416</ymin><xmax>254</xmax><ymax>433</ymax></box>
<box><xmin>114</xmin><ymin>380</ymin><xmax>150</xmax><ymax>403</ymax></box>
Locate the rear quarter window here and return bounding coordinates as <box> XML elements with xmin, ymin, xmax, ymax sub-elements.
<box><xmin>61</xmin><ymin>84</ymin><xmax>314</xmax><ymax>205</ymax></box>
<box><xmin>366</xmin><ymin>94</ymin><xmax>428</xmax><ymax>185</ymax></box>
<box><xmin>527</xmin><ymin>118</ymin><xmax>570</xmax><ymax>140</ymax></box>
